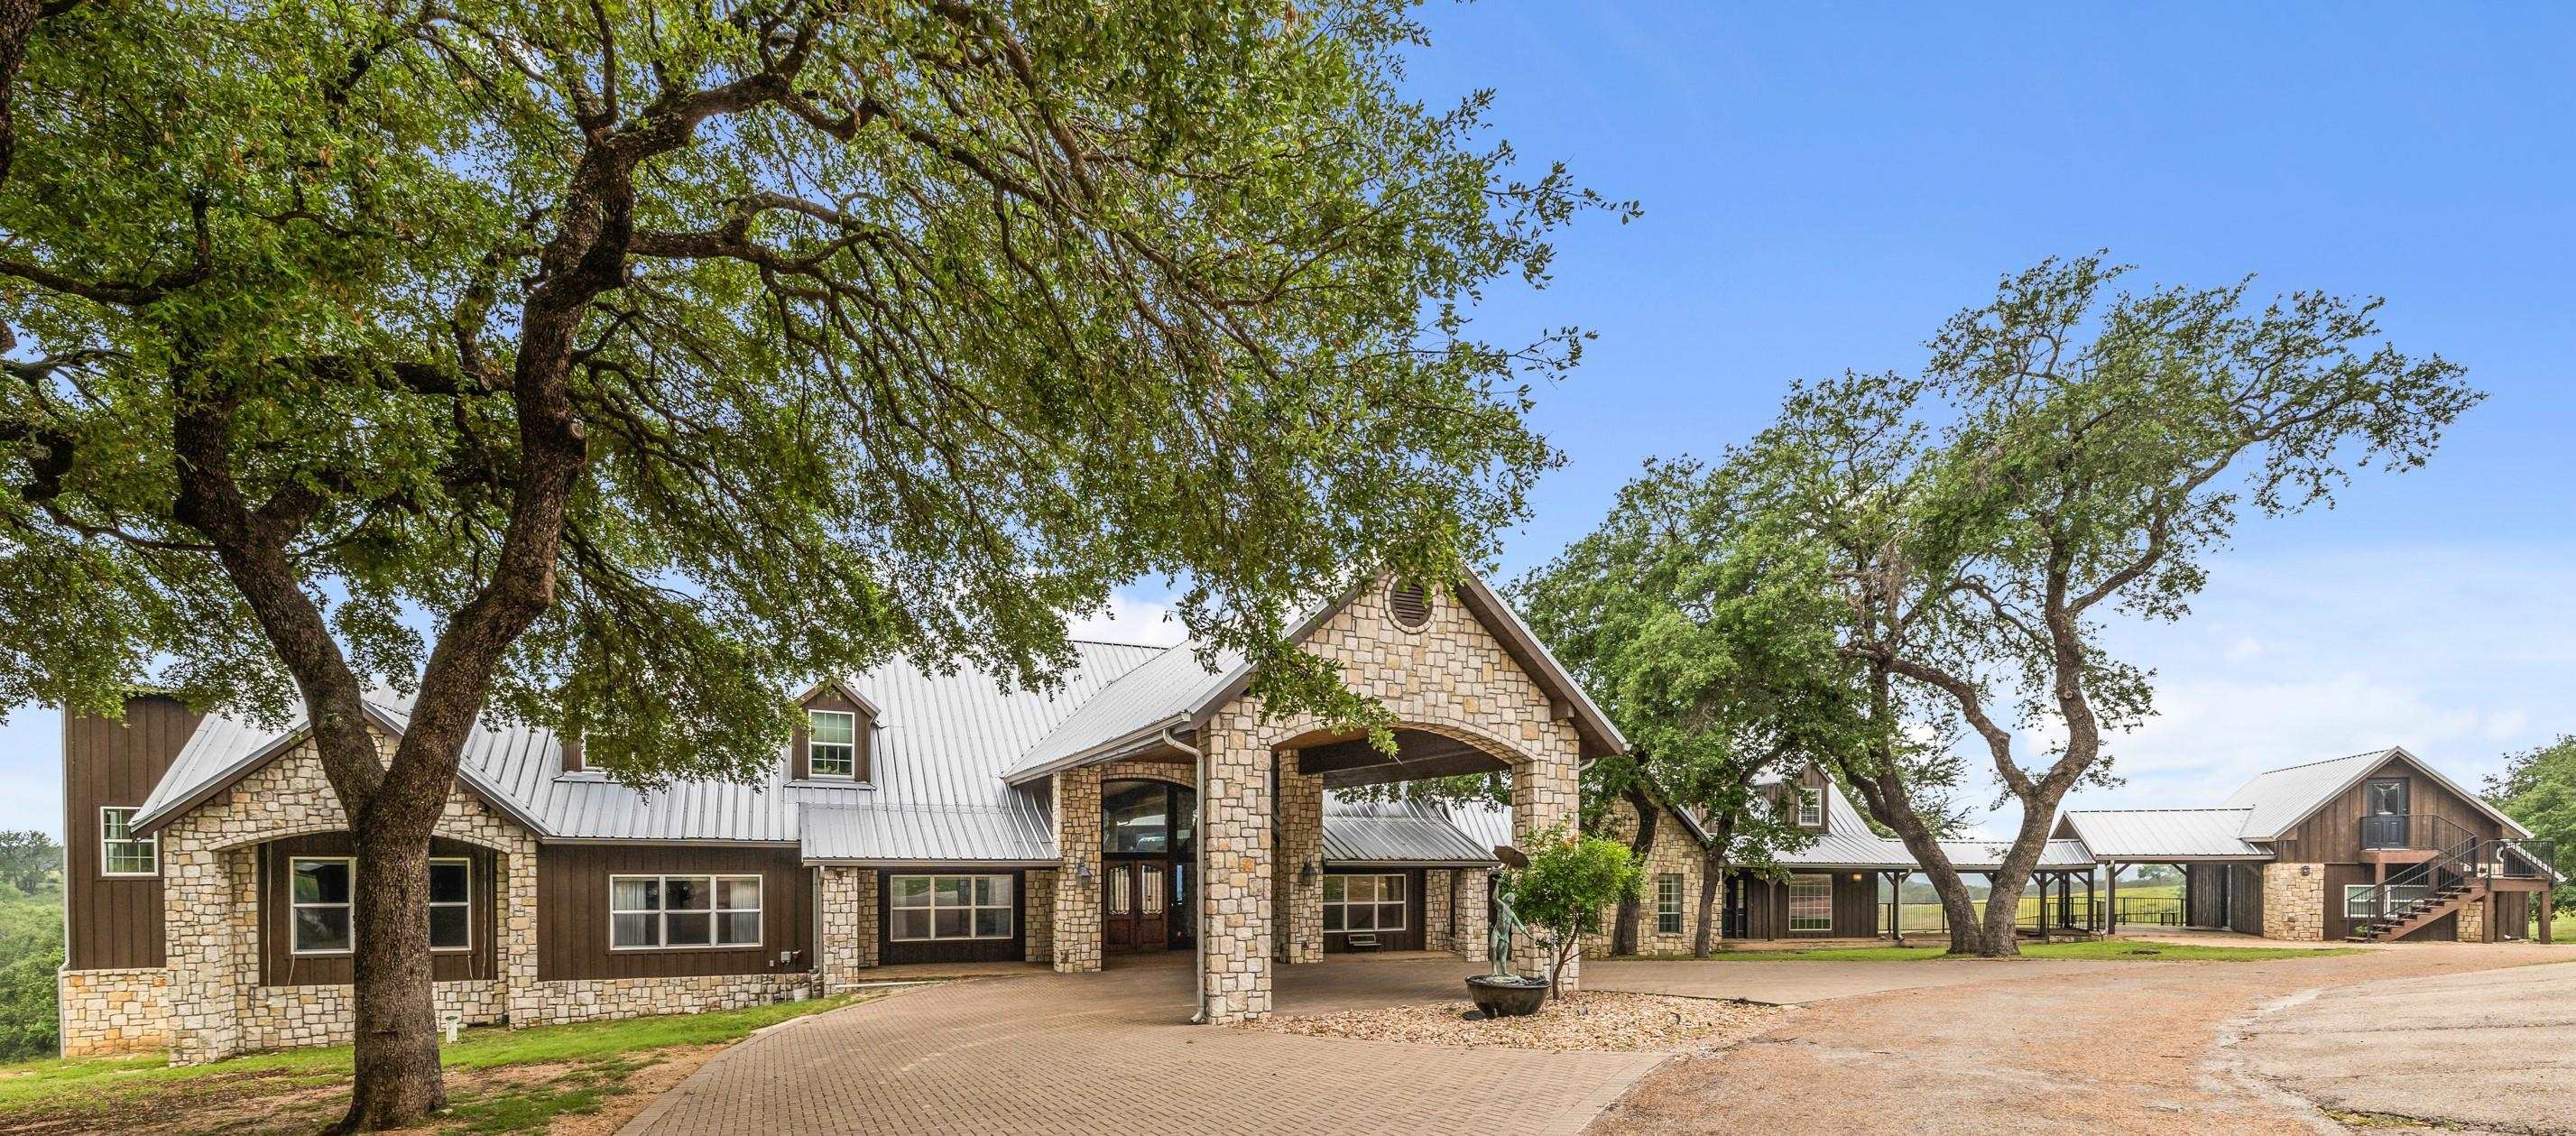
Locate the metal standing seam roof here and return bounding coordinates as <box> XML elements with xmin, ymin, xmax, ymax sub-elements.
<box><xmin>1318</xmin><ymin>796</ymin><xmax>1500</xmax><ymax>865</ymax></box>
<box><xmin>2056</xmin><ymin>808</ymin><xmax>2267</xmax><ymax>860</ymax></box>
<box><xmin>2220</xmin><ymin>746</ymin><xmax>2531</xmax><ymax>840</ymax></box>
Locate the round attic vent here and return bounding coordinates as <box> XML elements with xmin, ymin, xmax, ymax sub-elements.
<box><xmin>1387</xmin><ymin>578</ymin><xmax>1433</xmax><ymax>631</ymax></box>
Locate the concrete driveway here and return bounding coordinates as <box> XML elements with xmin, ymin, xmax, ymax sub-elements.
<box><xmin>2229</xmin><ymin>960</ymin><xmax>2576</xmax><ymax>1133</ymax></box>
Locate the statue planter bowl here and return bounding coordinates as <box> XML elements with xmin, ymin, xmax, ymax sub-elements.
<box><xmin>1464</xmin><ymin>974</ymin><xmax>1550</xmax><ymax>1018</ymax></box>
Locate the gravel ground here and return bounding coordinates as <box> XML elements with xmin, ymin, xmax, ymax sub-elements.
<box><xmin>1586</xmin><ymin>941</ymin><xmax>2576</xmax><ymax>1136</ymax></box>
<box><xmin>1245</xmin><ymin>991</ymin><xmax>1791</xmax><ymax>1053</ymax></box>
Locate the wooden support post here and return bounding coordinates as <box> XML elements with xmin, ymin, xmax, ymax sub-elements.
<box><xmin>2542</xmin><ymin>889</ymin><xmax>2554</xmax><ymax>945</ymax></box>
<box><xmin>2085</xmin><ymin>872</ymin><xmax>2098</xmax><ymax>933</ymax></box>
<box><xmin>2105</xmin><ymin>862</ymin><xmax>2119</xmax><ymax>937</ymax></box>
<box><xmin>2037</xmin><ymin>871</ymin><xmax>2051</xmax><ymax>943</ymax></box>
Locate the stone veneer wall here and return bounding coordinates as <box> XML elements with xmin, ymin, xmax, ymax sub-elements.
<box><xmin>517</xmin><ymin>973</ymin><xmax>816</xmax><ymax>1026</ymax></box>
<box><xmin>2455</xmin><ymin>894</ymin><xmax>2485</xmax><ymax>943</ymax></box>
<box><xmin>1049</xmin><ymin>764</ymin><xmax>1104</xmax><ymax>973</ymax></box>
<box><xmin>1196</xmin><ymin>576</ymin><xmax>1584</xmax><ymax>1022</ymax></box>
<box><xmin>1277</xmin><ymin>760</ymin><xmax>1324</xmax><ymax>965</ymax></box>
<box><xmin>152</xmin><ymin>735</ymin><xmax>540</xmax><ymax>1064</ymax></box>
<box><xmin>1580</xmin><ymin>798</ymin><xmax>1705</xmax><ymax>959</ymax></box>
<box><xmin>1023</xmin><ymin>870</ymin><xmax>1056</xmax><ymax>963</ymax></box>
<box><xmin>2261</xmin><ymin>863</ymin><xmax>2326</xmax><ymax>940</ymax></box>
<box><xmin>58</xmin><ymin>967</ymin><xmax>171</xmax><ymax>1057</ymax></box>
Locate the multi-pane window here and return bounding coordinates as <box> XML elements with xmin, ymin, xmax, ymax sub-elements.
<box><xmin>1656</xmin><ymin>873</ymin><xmax>1685</xmax><ymax>935</ymax></box>
<box><xmin>99</xmin><ymin>807</ymin><xmax>157</xmax><ymax>876</ymax></box>
<box><xmin>808</xmin><ymin>710</ymin><xmax>857</xmax><ymax>779</ymax></box>
<box><xmin>1323</xmin><ymin>873</ymin><xmax>1407</xmax><ymax>933</ymax></box>
<box><xmin>611</xmin><ymin>874</ymin><xmax>762</xmax><ymax>949</ymax></box>
<box><xmin>291</xmin><ymin>856</ymin><xmax>472</xmax><ymax>955</ymax></box>
<box><xmin>1788</xmin><ymin>875</ymin><xmax>1833</xmax><ymax>934</ymax></box>
<box><xmin>887</xmin><ymin>874</ymin><xmax>1013</xmax><ymax>941</ymax></box>
<box><xmin>1796</xmin><ymin>788</ymin><xmax>1824</xmax><ymax>827</ymax></box>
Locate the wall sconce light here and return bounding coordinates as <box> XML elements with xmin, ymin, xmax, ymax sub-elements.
<box><xmin>1851</xmin><ymin>873</ymin><xmax>1864</xmax><ymax>882</ymax></box>
<box><xmin>2300</xmin><ymin>865</ymin><xmax>2313</xmax><ymax>877</ymax></box>
<box><xmin>1076</xmin><ymin>863</ymin><xmax>1094</xmax><ymax>884</ymax></box>
<box><xmin>1301</xmin><ymin>861</ymin><xmax>1317</xmax><ymax>885</ymax></box>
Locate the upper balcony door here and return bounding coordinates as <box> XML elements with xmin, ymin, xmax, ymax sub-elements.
<box><xmin>2361</xmin><ymin>778</ymin><xmax>2410</xmax><ymax>849</ymax></box>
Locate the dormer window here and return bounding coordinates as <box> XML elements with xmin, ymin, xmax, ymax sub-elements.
<box><xmin>1796</xmin><ymin>787</ymin><xmax>1824</xmax><ymax>827</ymax></box>
<box><xmin>808</xmin><ymin>710</ymin><xmax>858</xmax><ymax>779</ymax></box>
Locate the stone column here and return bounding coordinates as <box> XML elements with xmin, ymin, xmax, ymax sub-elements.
<box><xmin>1277</xmin><ymin>755</ymin><xmax>1324</xmax><ymax>965</ymax></box>
<box><xmin>2457</xmin><ymin>894</ymin><xmax>2487</xmax><ymax>943</ymax></box>
<box><xmin>2260</xmin><ymin>863</ymin><xmax>2324</xmax><ymax>940</ymax></box>
<box><xmin>1510</xmin><ymin>744</ymin><xmax>1581</xmax><ymax>986</ymax></box>
<box><xmin>1023</xmin><ymin>870</ymin><xmax>1057</xmax><ymax>963</ymax></box>
<box><xmin>1199</xmin><ymin>710</ymin><xmax>1272</xmax><ymax>1023</ymax></box>
<box><xmin>1453</xmin><ymin>868</ymin><xmax>1491</xmax><ymax>964</ymax></box>
<box><xmin>498</xmin><ymin>843</ymin><xmax>541</xmax><ymax>1022</ymax></box>
<box><xmin>1424</xmin><ymin>869</ymin><xmax>1454</xmax><ymax>953</ymax></box>
<box><xmin>1051</xmin><ymin>767</ymin><xmax>1104</xmax><ymax>972</ymax></box>
<box><xmin>817</xmin><ymin>867</ymin><xmax>879</xmax><ymax>991</ymax></box>
<box><xmin>162</xmin><ymin>833</ymin><xmax>242</xmax><ymax>1065</ymax></box>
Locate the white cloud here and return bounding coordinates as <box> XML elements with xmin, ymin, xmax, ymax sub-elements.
<box><xmin>2223</xmin><ymin>634</ymin><xmax>2264</xmax><ymax>661</ymax></box>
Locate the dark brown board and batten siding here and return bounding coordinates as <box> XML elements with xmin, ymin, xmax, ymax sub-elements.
<box><xmin>1735</xmin><ymin>871</ymin><xmax>1879</xmax><ymax>939</ymax></box>
<box><xmin>64</xmin><ymin>696</ymin><xmax>204</xmax><ymax>970</ymax></box>
<box><xmin>2267</xmin><ymin>755</ymin><xmax>2504</xmax><ymax>864</ymax></box>
<box><xmin>255</xmin><ymin>833</ymin><xmax>500</xmax><ymax>985</ymax></box>
<box><xmin>536</xmin><ymin>843</ymin><xmax>814</xmax><ymax>981</ymax></box>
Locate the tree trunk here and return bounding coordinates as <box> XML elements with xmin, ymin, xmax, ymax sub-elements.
<box><xmin>337</xmin><ymin>815</ymin><xmax>445</xmax><ymax>1130</ymax></box>
<box><xmin>1610</xmin><ymin>785</ymin><xmax>1658</xmax><ymax>956</ymax></box>
<box><xmin>1693</xmin><ymin>815</ymin><xmax>1732</xmax><ymax>957</ymax></box>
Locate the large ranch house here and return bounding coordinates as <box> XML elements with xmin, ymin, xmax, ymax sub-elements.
<box><xmin>54</xmin><ymin>573</ymin><xmax>2560</xmax><ymax>1061</ymax></box>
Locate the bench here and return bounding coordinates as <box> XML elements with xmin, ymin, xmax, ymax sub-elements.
<box><xmin>1343</xmin><ymin>934</ymin><xmax>1382</xmax><ymax>952</ymax></box>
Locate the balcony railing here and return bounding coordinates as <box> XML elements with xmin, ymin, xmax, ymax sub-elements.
<box><xmin>2358</xmin><ymin>812</ymin><xmax>2478</xmax><ymax>852</ymax></box>
<box><xmin>2491</xmin><ymin>838</ymin><xmax>2559</xmax><ymax>881</ymax></box>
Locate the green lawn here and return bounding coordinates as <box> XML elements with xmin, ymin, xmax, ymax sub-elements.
<box><xmin>1638</xmin><ymin>939</ymin><xmax>2361</xmax><ymax>963</ymax></box>
<box><xmin>0</xmin><ymin>992</ymin><xmax>874</xmax><ymax>1134</ymax></box>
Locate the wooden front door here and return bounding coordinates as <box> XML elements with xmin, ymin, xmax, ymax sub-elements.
<box><xmin>1104</xmin><ymin>860</ymin><xmax>1168</xmax><ymax>952</ymax></box>
<box><xmin>2362</xmin><ymin>778</ymin><xmax>2410</xmax><ymax>848</ymax></box>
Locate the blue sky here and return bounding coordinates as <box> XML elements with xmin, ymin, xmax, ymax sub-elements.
<box><xmin>4</xmin><ymin>4</ymin><xmax>2571</xmax><ymax>836</ymax></box>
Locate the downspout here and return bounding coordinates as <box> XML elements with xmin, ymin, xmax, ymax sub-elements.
<box><xmin>1164</xmin><ymin>722</ymin><xmax>1209</xmax><ymax>1024</ymax></box>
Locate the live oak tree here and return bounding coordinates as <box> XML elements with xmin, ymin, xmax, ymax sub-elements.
<box><xmin>1684</xmin><ymin>255</ymin><xmax>2479</xmax><ymax>956</ymax></box>
<box><xmin>0</xmin><ymin>2</ymin><xmax>1625</xmax><ymax>1128</ymax></box>
<box><xmin>1518</xmin><ymin>461</ymin><xmax>1839</xmax><ymax>957</ymax></box>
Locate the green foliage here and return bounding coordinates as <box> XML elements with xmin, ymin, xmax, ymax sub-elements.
<box><xmin>0</xmin><ymin>832</ymin><xmax>61</xmax><ymax>1062</ymax></box>
<box><xmin>2487</xmin><ymin>734</ymin><xmax>2576</xmax><ymax>911</ymax></box>
<box><xmin>1547</xmin><ymin>254</ymin><xmax>2475</xmax><ymax>952</ymax></box>
<box><xmin>0</xmin><ymin>0</ymin><xmax>1626</xmax><ymax>771</ymax></box>
<box><xmin>1499</xmin><ymin>825</ymin><xmax>1641</xmax><ymax>992</ymax></box>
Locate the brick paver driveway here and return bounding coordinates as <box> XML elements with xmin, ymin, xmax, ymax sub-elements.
<box><xmin>623</xmin><ymin>953</ymin><xmax>1662</xmax><ymax>1136</ymax></box>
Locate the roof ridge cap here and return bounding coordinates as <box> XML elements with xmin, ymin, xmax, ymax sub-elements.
<box><xmin>2252</xmin><ymin>748</ymin><xmax>2393</xmax><ymax>775</ymax></box>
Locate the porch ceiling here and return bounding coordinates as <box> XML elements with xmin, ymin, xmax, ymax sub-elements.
<box><xmin>1295</xmin><ymin>729</ymin><xmax>1509</xmax><ymax>790</ymax></box>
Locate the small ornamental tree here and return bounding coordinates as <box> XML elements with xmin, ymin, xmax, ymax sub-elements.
<box><xmin>1499</xmin><ymin>826</ymin><xmax>1641</xmax><ymax>996</ymax></box>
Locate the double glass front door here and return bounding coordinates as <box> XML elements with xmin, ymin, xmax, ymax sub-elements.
<box><xmin>1102</xmin><ymin>779</ymin><xmax>1195</xmax><ymax>952</ymax></box>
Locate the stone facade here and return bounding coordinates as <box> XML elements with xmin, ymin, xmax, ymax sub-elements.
<box><xmin>1580</xmin><ymin>797</ymin><xmax>1705</xmax><ymax>959</ymax></box>
<box><xmin>152</xmin><ymin>734</ymin><xmax>539</xmax><ymax>1064</ymax></box>
<box><xmin>1277</xmin><ymin>758</ymin><xmax>1325</xmax><ymax>965</ymax></box>
<box><xmin>1195</xmin><ymin>577</ymin><xmax>1586</xmax><ymax>1021</ymax></box>
<box><xmin>57</xmin><ymin>967</ymin><xmax>171</xmax><ymax>1057</ymax></box>
<box><xmin>2262</xmin><ymin>862</ymin><xmax>2326</xmax><ymax>940</ymax></box>
<box><xmin>1049</xmin><ymin>763</ymin><xmax>1105</xmax><ymax>973</ymax></box>
<box><xmin>817</xmin><ymin>865</ymin><xmax>879</xmax><ymax>993</ymax></box>
<box><xmin>517</xmin><ymin>973</ymin><xmax>816</xmax><ymax>1027</ymax></box>
<box><xmin>2454</xmin><ymin>893</ymin><xmax>2485</xmax><ymax>943</ymax></box>
<box><xmin>1023</xmin><ymin>869</ymin><xmax>1057</xmax><ymax>963</ymax></box>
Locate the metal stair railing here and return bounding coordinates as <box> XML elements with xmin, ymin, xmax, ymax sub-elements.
<box><xmin>2346</xmin><ymin>828</ymin><xmax>2484</xmax><ymax>939</ymax></box>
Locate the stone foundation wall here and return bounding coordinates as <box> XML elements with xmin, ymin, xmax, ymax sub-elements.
<box><xmin>817</xmin><ymin>866</ymin><xmax>879</xmax><ymax>993</ymax></box>
<box><xmin>240</xmin><ymin>979</ymin><xmax>506</xmax><ymax>1051</ymax></box>
<box><xmin>519</xmin><ymin>973</ymin><xmax>818</xmax><ymax>1027</ymax></box>
<box><xmin>2455</xmin><ymin>894</ymin><xmax>2485</xmax><ymax>942</ymax></box>
<box><xmin>2262</xmin><ymin>863</ymin><xmax>2325</xmax><ymax>940</ymax></box>
<box><xmin>58</xmin><ymin>967</ymin><xmax>171</xmax><ymax>1057</ymax></box>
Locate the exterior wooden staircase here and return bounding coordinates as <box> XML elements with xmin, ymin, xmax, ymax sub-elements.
<box><xmin>2343</xmin><ymin>819</ymin><xmax>2562</xmax><ymax>942</ymax></box>
<box><xmin>2345</xmin><ymin>877</ymin><xmax>2483</xmax><ymax>942</ymax></box>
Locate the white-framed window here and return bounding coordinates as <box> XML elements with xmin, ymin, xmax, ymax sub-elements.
<box><xmin>1796</xmin><ymin>788</ymin><xmax>1824</xmax><ymax>827</ymax></box>
<box><xmin>1323</xmin><ymin>873</ymin><xmax>1407</xmax><ymax>933</ymax></box>
<box><xmin>99</xmin><ymin>807</ymin><xmax>158</xmax><ymax>876</ymax></box>
<box><xmin>1788</xmin><ymin>875</ymin><xmax>1833</xmax><ymax>934</ymax></box>
<box><xmin>808</xmin><ymin>709</ymin><xmax>857</xmax><ymax>779</ymax></box>
<box><xmin>887</xmin><ymin>873</ymin><xmax>1013</xmax><ymax>941</ymax></box>
<box><xmin>290</xmin><ymin>856</ymin><xmax>473</xmax><ymax>956</ymax></box>
<box><xmin>611</xmin><ymin>874</ymin><xmax>763</xmax><ymax>949</ymax></box>
<box><xmin>1656</xmin><ymin>873</ymin><xmax>1685</xmax><ymax>935</ymax></box>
